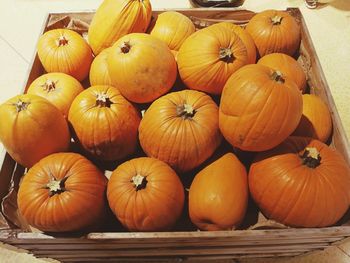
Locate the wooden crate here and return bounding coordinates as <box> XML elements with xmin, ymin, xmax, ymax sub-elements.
<box><xmin>1</xmin><ymin>8</ymin><xmax>350</xmax><ymax>262</ymax></box>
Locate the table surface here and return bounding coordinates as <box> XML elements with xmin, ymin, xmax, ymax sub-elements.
<box><xmin>0</xmin><ymin>0</ymin><xmax>350</xmax><ymax>262</ymax></box>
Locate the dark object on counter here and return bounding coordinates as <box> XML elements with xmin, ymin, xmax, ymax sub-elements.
<box><xmin>190</xmin><ymin>0</ymin><xmax>244</xmax><ymax>8</ymax></box>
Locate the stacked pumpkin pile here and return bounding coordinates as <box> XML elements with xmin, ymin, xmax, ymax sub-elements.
<box><xmin>0</xmin><ymin>0</ymin><xmax>349</xmax><ymax>233</ymax></box>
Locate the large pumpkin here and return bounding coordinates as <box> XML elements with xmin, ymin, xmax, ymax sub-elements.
<box><xmin>68</xmin><ymin>85</ymin><xmax>140</xmax><ymax>161</ymax></box>
<box><xmin>246</xmin><ymin>10</ymin><xmax>300</xmax><ymax>57</ymax></box>
<box><xmin>107</xmin><ymin>157</ymin><xmax>184</xmax><ymax>231</ymax></box>
<box><xmin>0</xmin><ymin>94</ymin><xmax>70</xmax><ymax>168</ymax></box>
<box><xmin>293</xmin><ymin>94</ymin><xmax>332</xmax><ymax>142</ymax></box>
<box><xmin>177</xmin><ymin>22</ymin><xmax>254</xmax><ymax>94</ymax></box>
<box><xmin>18</xmin><ymin>152</ymin><xmax>107</xmax><ymax>232</ymax></box>
<box><xmin>88</xmin><ymin>0</ymin><xmax>152</xmax><ymax>55</ymax></box>
<box><xmin>27</xmin><ymin>72</ymin><xmax>84</xmax><ymax>117</ymax></box>
<box><xmin>258</xmin><ymin>53</ymin><xmax>306</xmax><ymax>93</ymax></box>
<box><xmin>189</xmin><ymin>153</ymin><xmax>248</xmax><ymax>231</ymax></box>
<box><xmin>108</xmin><ymin>33</ymin><xmax>177</xmax><ymax>103</ymax></box>
<box><xmin>219</xmin><ymin>64</ymin><xmax>303</xmax><ymax>152</ymax></box>
<box><xmin>89</xmin><ymin>47</ymin><xmax>113</xmax><ymax>86</ymax></box>
<box><xmin>149</xmin><ymin>11</ymin><xmax>195</xmax><ymax>51</ymax></box>
<box><xmin>37</xmin><ymin>29</ymin><xmax>93</xmax><ymax>81</ymax></box>
<box><xmin>249</xmin><ymin>137</ymin><xmax>350</xmax><ymax>227</ymax></box>
<box><xmin>139</xmin><ymin>90</ymin><xmax>222</xmax><ymax>172</ymax></box>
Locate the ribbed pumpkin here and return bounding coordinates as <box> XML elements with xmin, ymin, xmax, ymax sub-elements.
<box><xmin>89</xmin><ymin>47</ymin><xmax>113</xmax><ymax>86</ymax></box>
<box><xmin>246</xmin><ymin>10</ymin><xmax>300</xmax><ymax>57</ymax></box>
<box><xmin>37</xmin><ymin>29</ymin><xmax>93</xmax><ymax>81</ymax></box>
<box><xmin>88</xmin><ymin>0</ymin><xmax>152</xmax><ymax>55</ymax></box>
<box><xmin>0</xmin><ymin>94</ymin><xmax>70</xmax><ymax>168</ymax></box>
<box><xmin>108</xmin><ymin>33</ymin><xmax>177</xmax><ymax>103</ymax></box>
<box><xmin>68</xmin><ymin>85</ymin><xmax>140</xmax><ymax>161</ymax></box>
<box><xmin>27</xmin><ymin>72</ymin><xmax>84</xmax><ymax>117</ymax></box>
<box><xmin>249</xmin><ymin>137</ymin><xmax>350</xmax><ymax>227</ymax></box>
<box><xmin>18</xmin><ymin>152</ymin><xmax>107</xmax><ymax>232</ymax></box>
<box><xmin>149</xmin><ymin>11</ymin><xmax>195</xmax><ymax>51</ymax></box>
<box><xmin>258</xmin><ymin>53</ymin><xmax>306</xmax><ymax>93</ymax></box>
<box><xmin>189</xmin><ymin>153</ymin><xmax>248</xmax><ymax>231</ymax></box>
<box><xmin>177</xmin><ymin>22</ymin><xmax>254</xmax><ymax>94</ymax></box>
<box><xmin>139</xmin><ymin>90</ymin><xmax>222</xmax><ymax>172</ymax></box>
<box><xmin>293</xmin><ymin>94</ymin><xmax>332</xmax><ymax>142</ymax></box>
<box><xmin>107</xmin><ymin>157</ymin><xmax>184</xmax><ymax>231</ymax></box>
<box><xmin>219</xmin><ymin>64</ymin><xmax>303</xmax><ymax>152</ymax></box>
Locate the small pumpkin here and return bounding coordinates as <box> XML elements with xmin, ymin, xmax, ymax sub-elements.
<box><xmin>0</xmin><ymin>94</ymin><xmax>70</xmax><ymax>168</ymax></box>
<box><xmin>107</xmin><ymin>157</ymin><xmax>184</xmax><ymax>231</ymax></box>
<box><xmin>258</xmin><ymin>53</ymin><xmax>306</xmax><ymax>93</ymax></box>
<box><xmin>18</xmin><ymin>152</ymin><xmax>107</xmax><ymax>232</ymax></box>
<box><xmin>189</xmin><ymin>153</ymin><xmax>248</xmax><ymax>231</ymax></box>
<box><xmin>89</xmin><ymin>47</ymin><xmax>113</xmax><ymax>86</ymax></box>
<box><xmin>108</xmin><ymin>33</ymin><xmax>177</xmax><ymax>103</ymax></box>
<box><xmin>293</xmin><ymin>94</ymin><xmax>332</xmax><ymax>142</ymax></box>
<box><xmin>249</xmin><ymin>137</ymin><xmax>350</xmax><ymax>227</ymax></box>
<box><xmin>219</xmin><ymin>64</ymin><xmax>303</xmax><ymax>152</ymax></box>
<box><xmin>177</xmin><ymin>22</ymin><xmax>254</xmax><ymax>94</ymax></box>
<box><xmin>149</xmin><ymin>11</ymin><xmax>195</xmax><ymax>51</ymax></box>
<box><xmin>139</xmin><ymin>90</ymin><xmax>222</xmax><ymax>172</ymax></box>
<box><xmin>246</xmin><ymin>10</ymin><xmax>301</xmax><ymax>57</ymax></box>
<box><xmin>88</xmin><ymin>0</ymin><xmax>152</xmax><ymax>55</ymax></box>
<box><xmin>27</xmin><ymin>72</ymin><xmax>84</xmax><ymax>117</ymax></box>
<box><xmin>37</xmin><ymin>29</ymin><xmax>93</xmax><ymax>81</ymax></box>
<box><xmin>68</xmin><ymin>85</ymin><xmax>140</xmax><ymax>161</ymax></box>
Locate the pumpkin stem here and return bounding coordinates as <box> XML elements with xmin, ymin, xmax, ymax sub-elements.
<box><xmin>45</xmin><ymin>176</ymin><xmax>68</xmax><ymax>196</ymax></box>
<box><xmin>120</xmin><ymin>41</ymin><xmax>131</xmax><ymax>54</ymax></box>
<box><xmin>177</xmin><ymin>103</ymin><xmax>195</xmax><ymax>119</ymax></box>
<box><xmin>14</xmin><ymin>99</ymin><xmax>30</xmax><ymax>112</ymax></box>
<box><xmin>42</xmin><ymin>80</ymin><xmax>57</xmax><ymax>92</ymax></box>
<box><xmin>271</xmin><ymin>71</ymin><xmax>285</xmax><ymax>84</ymax></box>
<box><xmin>131</xmin><ymin>174</ymin><xmax>147</xmax><ymax>191</ymax></box>
<box><xmin>57</xmin><ymin>35</ymin><xmax>68</xmax><ymax>46</ymax></box>
<box><xmin>301</xmin><ymin>147</ymin><xmax>321</xmax><ymax>168</ymax></box>
<box><xmin>271</xmin><ymin>16</ymin><xmax>283</xmax><ymax>25</ymax></box>
<box><xmin>219</xmin><ymin>47</ymin><xmax>234</xmax><ymax>62</ymax></box>
<box><xmin>96</xmin><ymin>93</ymin><xmax>112</xmax><ymax>107</ymax></box>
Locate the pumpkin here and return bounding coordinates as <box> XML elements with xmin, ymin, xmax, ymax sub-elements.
<box><xmin>27</xmin><ymin>72</ymin><xmax>84</xmax><ymax>117</ymax></box>
<box><xmin>89</xmin><ymin>47</ymin><xmax>113</xmax><ymax>86</ymax></box>
<box><xmin>219</xmin><ymin>64</ymin><xmax>303</xmax><ymax>152</ymax></box>
<box><xmin>37</xmin><ymin>29</ymin><xmax>93</xmax><ymax>81</ymax></box>
<box><xmin>149</xmin><ymin>11</ymin><xmax>195</xmax><ymax>51</ymax></box>
<box><xmin>107</xmin><ymin>157</ymin><xmax>184</xmax><ymax>231</ymax></box>
<box><xmin>189</xmin><ymin>153</ymin><xmax>248</xmax><ymax>231</ymax></box>
<box><xmin>108</xmin><ymin>33</ymin><xmax>177</xmax><ymax>103</ymax></box>
<box><xmin>0</xmin><ymin>94</ymin><xmax>70</xmax><ymax>168</ymax></box>
<box><xmin>246</xmin><ymin>10</ymin><xmax>301</xmax><ymax>57</ymax></box>
<box><xmin>177</xmin><ymin>22</ymin><xmax>254</xmax><ymax>95</ymax></box>
<box><xmin>68</xmin><ymin>85</ymin><xmax>140</xmax><ymax>161</ymax></box>
<box><xmin>88</xmin><ymin>0</ymin><xmax>152</xmax><ymax>55</ymax></box>
<box><xmin>18</xmin><ymin>152</ymin><xmax>107</xmax><ymax>232</ymax></box>
<box><xmin>293</xmin><ymin>94</ymin><xmax>332</xmax><ymax>142</ymax></box>
<box><xmin>249</xmin><ymin>137</ymin><xmax>350</xmax><ymax>227</ymax></box>
<box><xmin>258</xmin><ymin>53</ymin><xmax>306</xmax><ymax>93</ymax></box>
<box><xmin>139</xmin><ymin>90</ymin><xmax>222</xmax><ymax>172</ymax></box>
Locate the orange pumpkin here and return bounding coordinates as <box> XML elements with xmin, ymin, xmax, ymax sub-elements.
<box><xmin>88</xmin><ymin>0</ymin><xmax>152</xmax><ymax>55</ymax></box>
<box><xmin>89</xmin><ymin>47</ymin><xmax>113</xmax><ymax>86</ymax></box>
<box><xmin>177</xmin><ymin>22</ymin><xmax>254</xmax><ymax>95</ymax></box>
<box><xmin>139</xmin><ymin>90</ymin><xmax>222</xmax><ymax>172</ymax></box>
<box><xmin>293</xmin><ymin>94</ymin><xmax>332</xmax><ymax>142</ymax></box>
<box><xmin>149</xmin><ymin>11</ymin><xmax>195</xmax><ymax>51</ymax></box>
<box><xmin>107</xmin><ymin>157</ymin><xmax>184</xmax><ymax>231</ymax></box>
<box><xmin>246</xmin><ymin>10</ymin><xmax>300</xmax><ymax>57</ymax></box>
<box><xmin>258</xmin><ymin>53</ymin><xmax>306</xmax><ymax>93</ymax></box>
<box><xmin>27</xmin><ymin>72</ymin><xmax>84</xmax><ymax>117</ymax></box>
<box><xmin>108</xmin><ymin>33</ymin><xmax>177</xmax><ymax>103</ymax></box>
<box><xmin>189</xmin><ymin>153</ymin><xmax>248</xmax><ymax>231</ymax></box>
<box><xmin>249</xmin><ymin>137</ymin><xmax>350</xmax><ymax>227</ymax></box>
<box><xmin>37</xmin><ymin>29</ymin><xmax>93</xmax><ymax>81</ymax></box>
<box><xmin>18</xmin><ymin>152</ymin><xmax>107</xmax><ymax>232</ymax></box>
<box><xmin>219</xmin><ymin>64</ymin><xmax>303</xmax><ymax>151</ymax></box>
<box><xmin>0</xmin><ymin>94</ymin><xmax>70</xmax><ymax>168</ymax></box>
<box><xmin>68</xmin><ymin>85</ymin><xmax>140</xmax><ymax>161</ymax></box>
